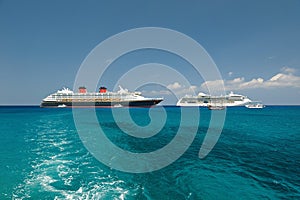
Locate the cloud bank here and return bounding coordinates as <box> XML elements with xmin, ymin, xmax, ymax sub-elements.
<box><xmin>143</xmin><ymin>67</ymin><xmax>300</xmax><ymax>98</ymax></box>
<box><xmin>201</xmin><ymin>67</ymin><xmax>300</xmax><ymax>91</ymax></box>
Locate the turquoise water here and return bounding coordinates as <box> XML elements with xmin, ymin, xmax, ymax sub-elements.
<box><xmin>0</xmin><ymin>106</ymin><xmax>299</xmax><ymax>199</ymax></box>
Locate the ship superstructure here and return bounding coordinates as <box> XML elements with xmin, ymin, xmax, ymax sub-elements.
<box><xmin>176</xmin><ymin>92</ymin><xmax>251</xmax><ymax>107</ymax></box>
<box><xmin>41</xmin><ymin>86</ymin><xmax>163</xmax><ymax>107</ymax></box>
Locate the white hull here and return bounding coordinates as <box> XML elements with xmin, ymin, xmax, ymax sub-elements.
<box><xmin>177</xmin><ymin>101</ymin><xmax>250</xmax><ymax>107</ymax></box>
<box><xmin>245</xmin><ymin>104</ymin><xmax>265</xmax><ymax>109</ymax></box>
<box><xmin>57</xmin><ymin>104</ymin><xmax>67</xmax><ymax>108</ymax></box>
<box><xmin>208</xmin><ymin>105</ymin><xmax>226</xmax><ymax>110</ymax></box>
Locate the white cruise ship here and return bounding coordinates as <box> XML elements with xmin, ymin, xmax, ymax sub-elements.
<box><xmin>176</xmin><ymin>92</ymin><xmax>251</xmax><ymax>107</ymax></box>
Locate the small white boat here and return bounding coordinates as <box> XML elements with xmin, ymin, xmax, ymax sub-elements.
<box><xmin>208</xmin><ymin>105</ymin><xmax>226</xmax><ymax>110</ymax></box>
<box><xmin>245</xmin><ymin>102</ymin><xmax>265</xmax><ymax>109</ymax></box>
<box><xmin>207</xmin><ymin>101</ymin><xmax>226</xmax><ymax>110</ymax></box>
<box><xmin>113</xmin><ymin>104</ymin><xmax>123</xmax><ymax>108</ymax></box>
<box><xmin>57</xmin><ymin>104</ymin><xmax>67</xmax><ymax>108</ymax></box>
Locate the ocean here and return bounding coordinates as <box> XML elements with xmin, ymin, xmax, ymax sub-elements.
<box><xmin>0</xmin><ymin>106</ymin><xmax>299</xmax><ymax>199</ymax></box>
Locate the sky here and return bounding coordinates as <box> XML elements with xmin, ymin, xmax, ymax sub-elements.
<box><xmin>0</xmin><ymin>0</ymin><xmax>300</xmax><ymax>105</ymax></box>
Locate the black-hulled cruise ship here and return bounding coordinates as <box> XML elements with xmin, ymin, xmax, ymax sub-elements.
<box><xmin>40</xmin><ymin>86</ymin><xmax>163</xmax><ymax>108</ymax></box>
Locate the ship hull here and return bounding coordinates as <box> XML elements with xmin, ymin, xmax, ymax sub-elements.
<box><xmin>40</xmin><ymin>99</ymin><xmax>163</xmax><ymax>108</ymax></box>
<box><xmin>176</xmin><ymin>101</ymin><xmax>250</xmax><ymax>107</ymax></box>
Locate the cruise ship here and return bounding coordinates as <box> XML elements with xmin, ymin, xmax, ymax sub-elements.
<box><xmin>40</xmin><ymin>86</ymin><xmax>163</xmax><ymax>108</ymax></box>
<box><xmin>176</xmin><ymin>92</ymin><xmax>251</xmax><ymax>107</ymax></box>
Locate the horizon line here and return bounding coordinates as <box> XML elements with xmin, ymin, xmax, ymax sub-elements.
<box><xmin>1</xmin><ymin>104</ymin><xmax>300</xmax><ymax>107</ymax></box>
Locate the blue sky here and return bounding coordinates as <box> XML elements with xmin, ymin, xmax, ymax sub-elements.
<box><xmin>0</xmin><ymin>0</ymin><xmax>300</xmax><ymax>105</ymax></box>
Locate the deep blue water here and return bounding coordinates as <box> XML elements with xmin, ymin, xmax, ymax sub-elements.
<box><xmin>0</xmin><ymin>106</ymin><xmax>299</xmax><ymax>199</ymax></box>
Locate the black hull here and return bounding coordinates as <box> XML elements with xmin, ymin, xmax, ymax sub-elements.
<box><xmin>40</xmin><ymin>99</ymin><xmax>162</xmax><ymax>108</ymax></box>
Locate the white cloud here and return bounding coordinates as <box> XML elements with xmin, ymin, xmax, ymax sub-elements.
<box><xmin>281</xmin><ymin>66</ymin><xmax>296</xmax><ymax>74</ymax></box>
<box><xmin>239</xmin><ymin>78</ymin><xmax>264</xmax><ymax>89</ymax></box>
<box><xmin>200</xmin><ymin>79</ymin><xmax>225</xmax><ymax>92</ymax></box>
<box><xmin>167</xmin><ymin>82</ymin><xmax>182</xmax><ymax>90</ymax></box>
<box><xmin>182</xmin><ymin>85</ymin><xmax>198</xmax><ymax>94</ymax></box>
<box><xmin>270</xmin><ymin>73</ymin><xmax>283</xmax><ymax>81</ymax></box>
<box><xmin>201</xmin><ymin>67</ymin><xmax>300</xmax><ymax>91</ymax></box>
<box><xmin>145</xmin><ymin>67</ymin><xmax>300</xmax><ymax>97</ymax></box>
<box><xmin>144</xmin><ymin>82</ymin><xmax>198</xmax><ymax>97</ymax></box>
<box><xmin>228</xmin><ymin>72</ymin><xmax>233</xmax><ymax>77</ymax></box>
<box><xmin>227</xmin><ymin>77</ymin><xmax>244</xmax><ymax>84</ymax></box>
<box><xmin>165</xmin><ymin>82</ymin><xmax>198</xmax><ymax>96</ymax></box>
<box><xmin>190</xmin><ymin>85</ymin><xmax>197</xmax><ymax>90</ymax></box>
<box><xmin>265</xmin><ymin>73</ymin><xmax>300</xmax><ymax>88</ymax></box>
<box><xmin>147</xmin><ymin>90</ymin><xmax>171</xmax><ymax>95</ymax></box>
